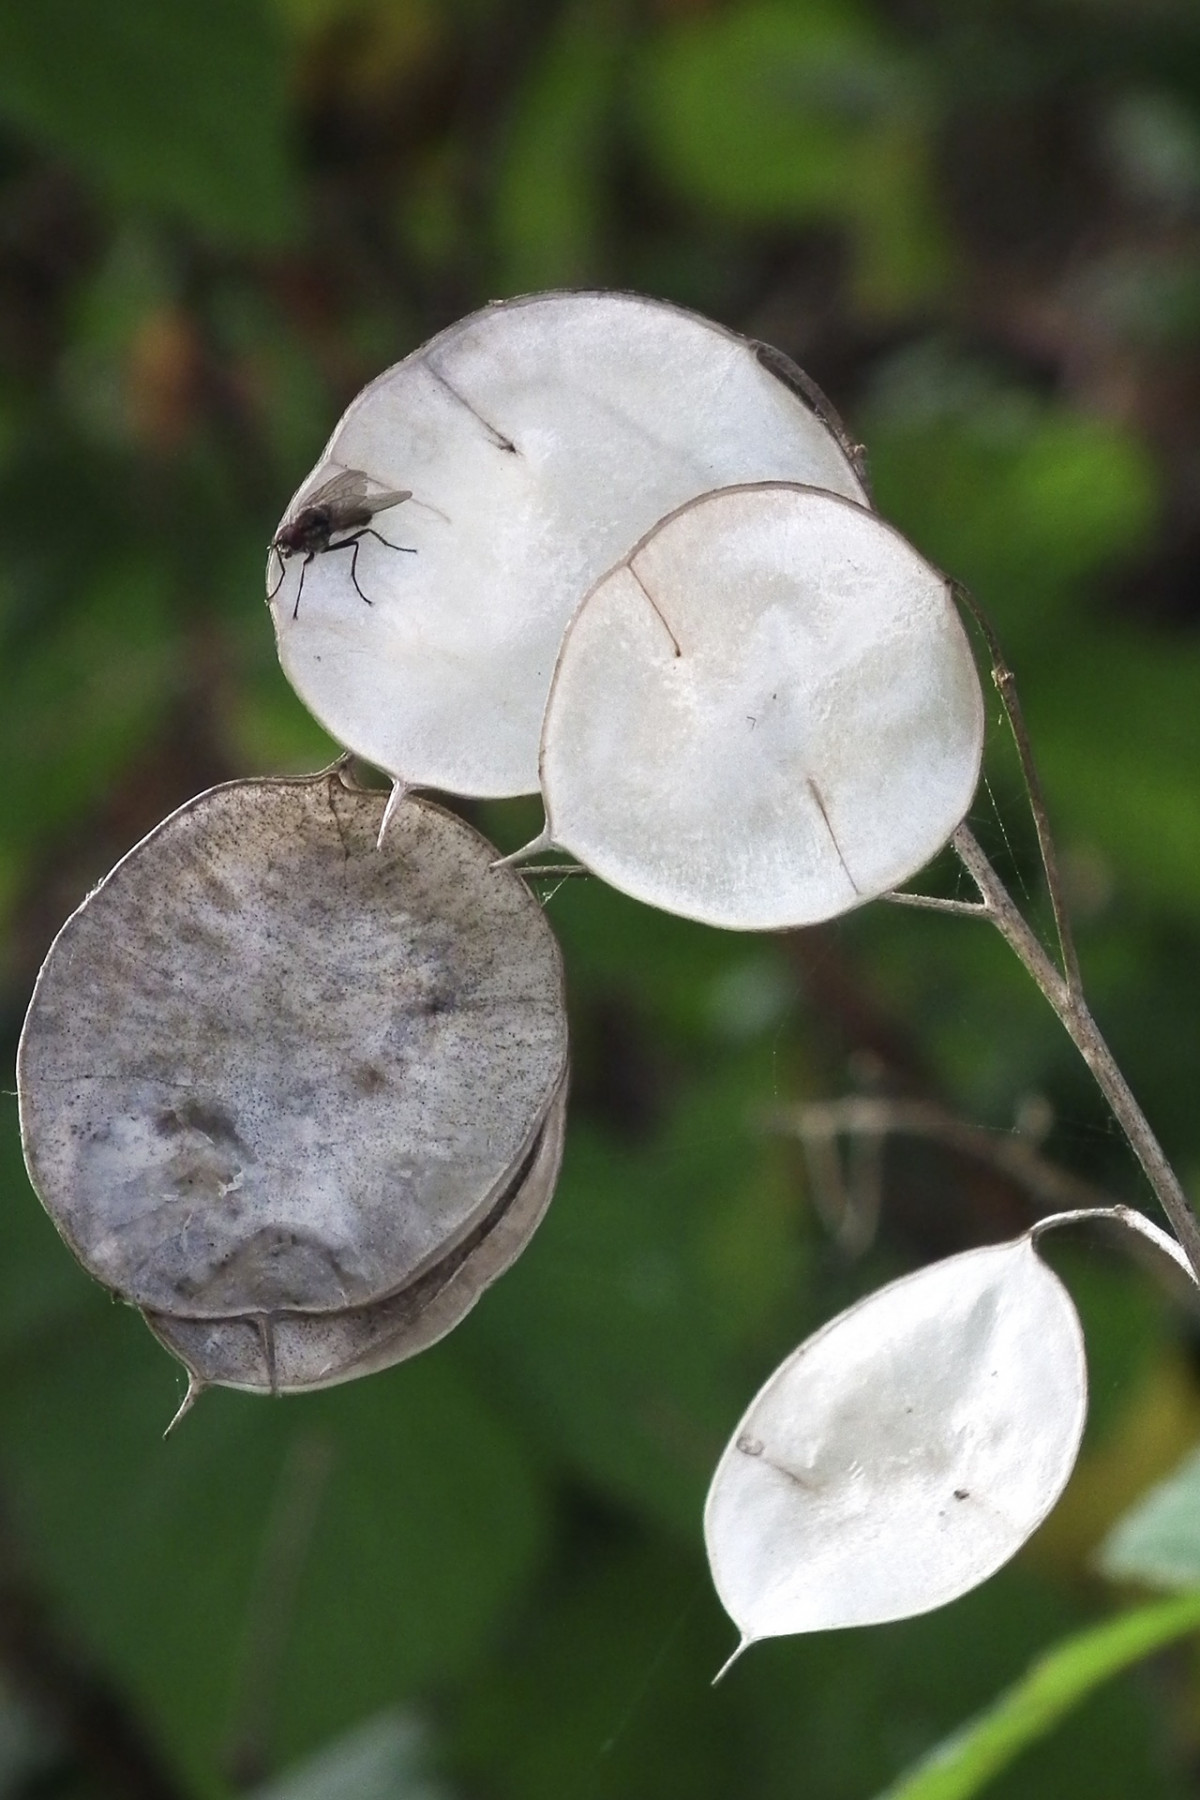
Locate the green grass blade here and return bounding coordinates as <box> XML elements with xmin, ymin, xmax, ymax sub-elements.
<box><xmin>875</xmin><ymin>1592</ymin><xmax>1200</xmax><ymax>1800</ymax></box>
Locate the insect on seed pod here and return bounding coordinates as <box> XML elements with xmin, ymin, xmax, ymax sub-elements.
<box><xmin>267</xmin><ymin>289</ymin><xmax>870</xmax><ymax>800</ymax></box>
<box><xmin>267</xmin><ymin>469</ymin><xmax>416</xmax><ymax>620</ymax></box>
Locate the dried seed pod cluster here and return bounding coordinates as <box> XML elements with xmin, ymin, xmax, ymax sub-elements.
<box><xmin>268</xmin><ymin>290</ymin><xmax>983</xmax><ymax>929</ymax></box>
<box><xmin>21</xmin><ymin>289</ymin><xmax>987</xmax><ymax>1437</ymax></box>
<box><xmin>18</xmin><ymin>771</ymin><xmax>567</xmax><ymax>1396</ymax></box>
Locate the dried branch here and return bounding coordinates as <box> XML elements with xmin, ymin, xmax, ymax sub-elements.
<box><xmin>771</xmin><ymin>1093</ymin><xmax>1118</xmax><ymax>1250</ymax></box>
<box><xmin>952</xmin><ymin>823</ymin><xmax>1200</xmax><ymax>1280</ymax></box>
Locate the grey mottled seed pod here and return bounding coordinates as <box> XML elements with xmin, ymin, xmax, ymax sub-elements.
<box><xmin>17</xmin><ymin>767</ymin><xmax>568</xmax><ymax>1395</ymax></box>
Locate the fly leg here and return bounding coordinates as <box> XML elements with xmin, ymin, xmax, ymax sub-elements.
<box><xmin>357</xmin><ymin>526</ymin><xmax>418</xmax><ymax>556</ymax></box>
<box><xmin>329</xmin><ymin>529</ymin><xmax>417</xmax><ymax>607</ymax></box>
<box><xmin>291</xmin><ymin>550</ymin><xmax>316</xmax><ymax>620</ymax></box>
<box><xmin>266</xmin><ymin>545</ymin><xmax>287</xmax><ymax>602</ymax></box>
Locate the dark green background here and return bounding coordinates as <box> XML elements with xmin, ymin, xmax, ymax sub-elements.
<box><xmin>1</xmin><ymin>1</ymin><xmax>1199</xmax><ymax>1794</ymax></box>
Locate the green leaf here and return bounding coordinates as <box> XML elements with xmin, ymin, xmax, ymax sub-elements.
<box><xmin>0</xmin><ymin>559</ymin><xmax>175</xmax><ymax>859</ymax></box>
<box><xmin>458</xmin><ymin>1107</ymin><xmax>754</xmax><ymax>1538</ymax></box>
<box><xmin>636</xmin><ymin>0</ymin><xmax>948</xmax><ymax>308</ymax></box>
<box><xmin>0</xmin><ymin>0</ymin><xmax>298</xmax><ymax>246</ymax></box>
<box><xmin>0</xmin><ymin>1103</ymin><xmax>98</xmax><ymax>1357</ymax></box>
<box><xmin>447</xmin><ymin>1533</ymin><xmax>736</xmax><ymax>1800</ymax></box>
<box><xmin>864</xmin><ymin>352</ymin><xmax>1161</xmax><ymax>645</ymax></box>
<box><xmin>873</xmin><ymin>1593</ymin><xmax>1200</xmax><ymax>1800</ymax></box>
<box><xmin>1099</xmin><ymin>1445</ymin><xmax>1200</xmax><ymax>1592</ymax></box>
<box><xmin>0</xmin><ymin>1210</ymin><xmax>548</xmax><ymax>1789</ymax></box>
<box><xmin>1031</xmin><ymin>631</ymin><xmax>1200</xmax><ymax>915</ymax></box>
<box><xmin>731</xmin><ymin>1570</ymin><xmax>1177</xmax><ymax>1800</ymax></box>
<box><xmin>492</xmin><ymin>2</ymin><xmax>621</xmax><ymax>292</ymax></box>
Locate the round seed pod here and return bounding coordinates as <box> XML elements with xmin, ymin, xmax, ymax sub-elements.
<box><xmin>267</xmin><ymin>290</ymin><xmax>868</xmax><ymax>800</ymax></box>
<box><xmin>145</xmin><ymin>1070</ymin><xmax>568</xmax><ymax>1394</ymax></box>
<box><xmin>17</xmin><ymin>771</ymin><xmax>568</xmax><ymax>1388</ymax></box>
<box><xmin>538</xmin><ymin>482</ymin><xmax>985</xmax><ymax>931</ymax></box>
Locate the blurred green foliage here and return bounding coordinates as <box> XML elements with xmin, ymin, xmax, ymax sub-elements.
<box><xmin>1102</xmin><ymin>1443</ymin><xmax>1200</xmax><ymax>1593</ymax></box>
<box><xmin>875</xmin><ymin>1591</ymin><xmax>1200</xmax><ymax>1800</ymax></box>
<box><xmin>2</xmin><ymin>0</ymin><xmax>1200</xmax><ymax>1795</ymax></box>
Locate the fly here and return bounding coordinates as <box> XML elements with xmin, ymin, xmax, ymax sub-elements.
<box><xmin>268</xmin><ymin>469</ymin><xmax>416</xmax><ymax>620</ymax></box>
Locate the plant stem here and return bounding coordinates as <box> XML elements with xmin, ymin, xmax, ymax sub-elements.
<box><xmin>952</xmin><ymin>822</ymin><xmax>1200</xmax><ymax>1280</ymax></box>
<box><xmin>952</xmin><ymin>584</ymin><xmax>1082</xmax><ymax>997</ymax></box>
<box><xmin>881</xmin><ymin>890</ymin><xmax>988</xmax><ymax>918</ymax></box>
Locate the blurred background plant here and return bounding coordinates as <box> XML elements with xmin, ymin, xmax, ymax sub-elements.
<box><xmin>3</xmin><ymin>0</ymin><xmax>1200</xmax><ymax>1795</ymax></box>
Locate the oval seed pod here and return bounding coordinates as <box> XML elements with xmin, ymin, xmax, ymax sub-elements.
<box><xmin>268</xmin><ymin>290</ymin><xmax>868</xmax><ymax>799</ymax></box>
<box><xmin>705</xmin><ymin>1236</ymin><xmax>1087</xmax><ymax>1665</ymax></box>
<box><xmin>539</xmin><ymin>483</ymin><xmax>984</xmax><ymax>931</ymax></box>
<box><xmin>146</xmin><ymin>1070</ymin><xmax>568</xmax><ymax>1394</ymax></box>
<box><xmin>17</xmin><ymin>771</ymin><xmax>568</xmax><ymax>1367</ymax></box>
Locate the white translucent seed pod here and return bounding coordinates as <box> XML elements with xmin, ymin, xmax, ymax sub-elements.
<box><xmin>17</xmin><ymin>770</ymin><xmax>568</xmax><ymax>1388</ymax></box>
<box><xmin>538</xmin><ymin>482</ymin><xmax>985</xmax><ymax>930</ymax></box>
<box><xmin>705</xmin><ymin>1236</ymin><xmax>1087</xmax><ymax>1671</ymax></box>
<box><xmin>268</xmin><ymin>291</ymin><xmax>868</xmax><ymax>799</ymax></box>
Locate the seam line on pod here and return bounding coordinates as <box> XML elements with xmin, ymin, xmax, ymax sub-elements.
<box><xmin>806</xmin><ymin>777</ymin><xmax>861</xmax><ymax>896</ymax></box>
<box><xmin>628</xmin><ymin>560</ymin><xmax>682</xmax><ymax>657</ymax></box>
<box><xmin>423</xmin><ymin>359</ymin><xmax>519</xmax><ymax>454</ymax></box>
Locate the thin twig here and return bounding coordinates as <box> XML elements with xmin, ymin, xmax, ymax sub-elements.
<box><xmin>952</xmin><ymin>583</ymin><xmax>1082</xmax><ymax>996</ymax></box>
<box><xmin>952</xmin><ymin>822</ymin><xmax>1200</xmax><ymax>1278</ymax></box>
<box><xmin>792</xmin><ymin>1114</ymin><xmax>870</xmax><ymax>1253</ymax></box>
<box><xmin>880</xmin><ymin>890</ymin><xmax>989</xmax><ymax>918</ymax></box>
<box><xmin>770</xmin><ymin>1094</ymin><xmax>1121</xmax><ymax>1223</ymax></box>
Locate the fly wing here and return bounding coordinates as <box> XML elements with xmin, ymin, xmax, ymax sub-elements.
<box><xmin>361</xmin><ymin>486</ymin><xmax>413</xmax><ymax>517</ymax></box>
<box><xmin>300</xmin><ymin>468</ymin><xmax>371</xmax><ymax>511</ymax></box>
<box><xmin>300</xmin><ymin>469</ymin><xmax>411</xmax><ymax>518</ymax></box>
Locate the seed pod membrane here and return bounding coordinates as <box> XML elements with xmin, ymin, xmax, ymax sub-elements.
<box><xmin>268</xmin><ymin>290</ymin><xmax>868</xmax><ymax>799</ymax></box>
<box><xmin>540</xmin><ymin>483</ymin><xmax>984</xmax><ymax>930</ymax></box>
<box><xmin>705</xmin><ymin>1236</ymin><xmax>1087</xmax><ymax>1658</ymax></box>
<box><xmin>146</xmin><ymin>1071</ymin><xmax>568</xmax><ymax>1393</ymax></box>
<box><xmin>18</xmin><ymin>772</ymin><xmax>568</xmax><ymax>1387</ymax></box>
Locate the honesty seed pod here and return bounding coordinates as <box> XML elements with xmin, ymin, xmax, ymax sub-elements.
<box><xmin>17</xmin><ymin>768</ymin><xmax>568</xmax><ymax>1396</ymax></box>
<box><xmin>703</xmin><ymin>1205</ymin><xmax>1197</xmax><ymax>1673</ymax></box>
<box><xmin>705</xmin><ymin>1233</ymin><xmax>1089</xmax><ymax>1672</ymax></box>
<box><xmin>267</xmin><ymin>289</ymin><xmax>869</xmax><ymax>800</ymax></box>
<box><xmin>146</xmin><ymin>1075</ymin><xmax>568</xmax><ymax>1396</ymax></box>
<box><xmin>536</xmin><ymin>482</ymin><xmax>985</xmax><ymax>930</ymax></box>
